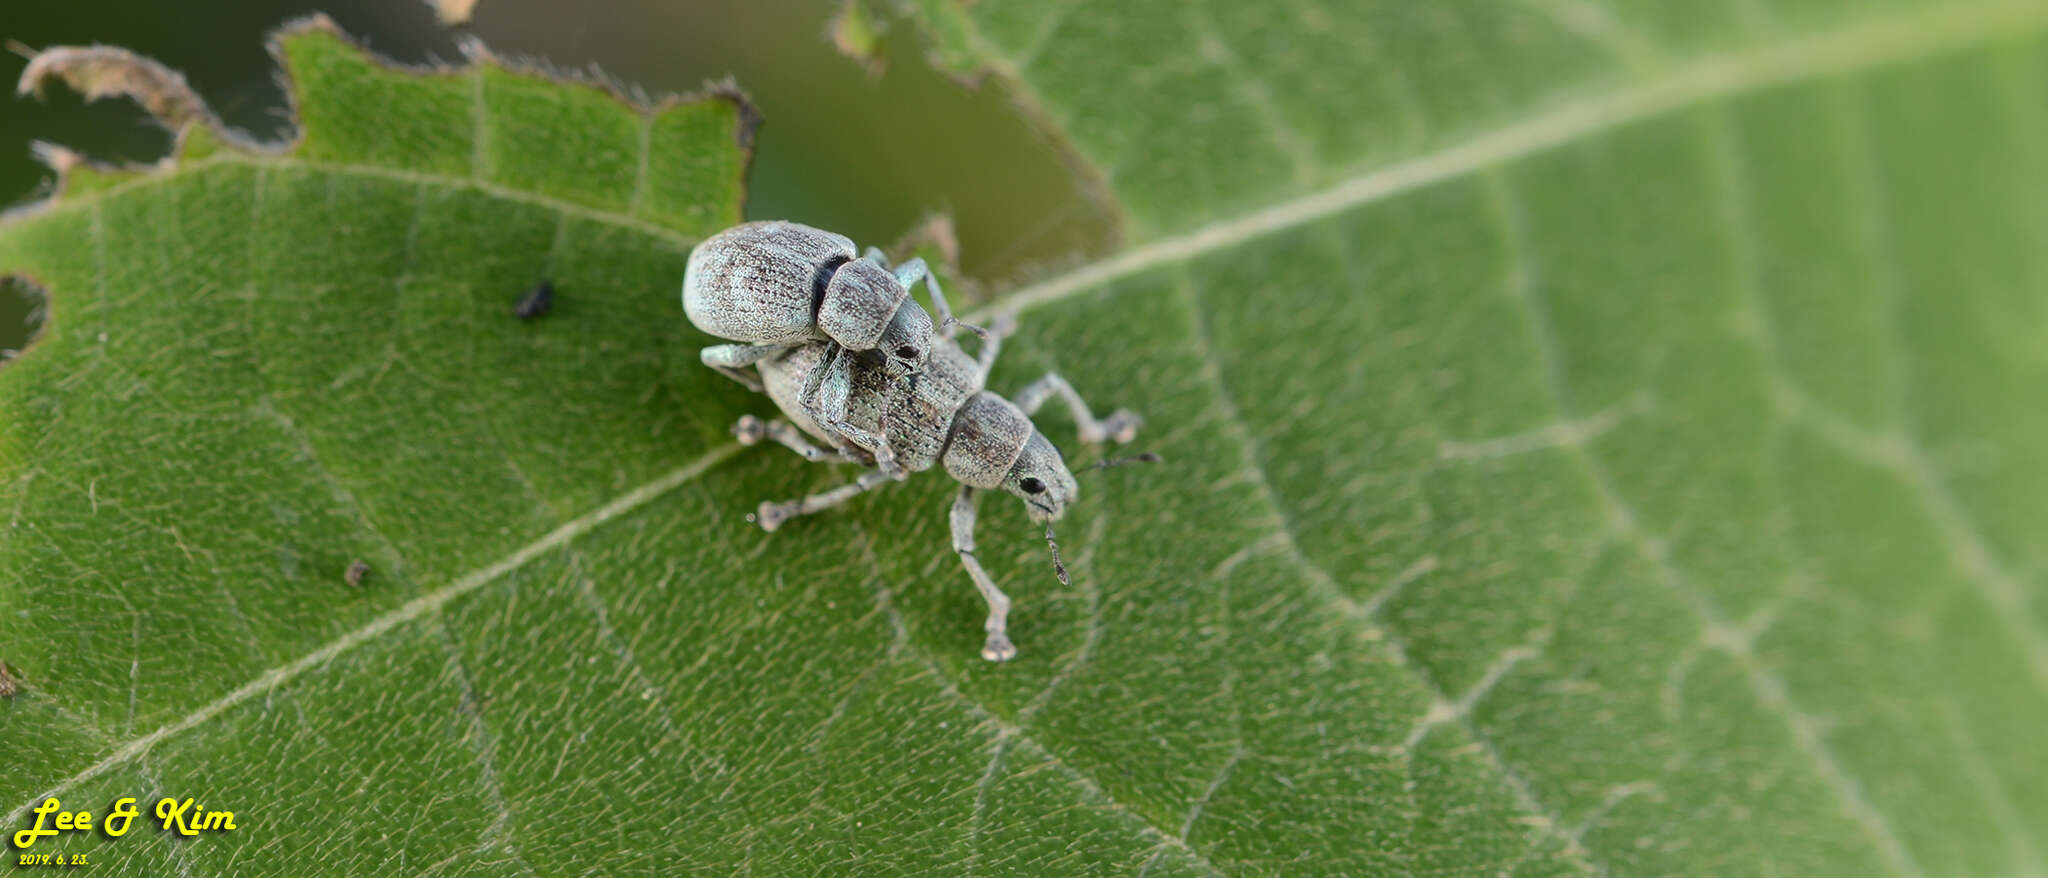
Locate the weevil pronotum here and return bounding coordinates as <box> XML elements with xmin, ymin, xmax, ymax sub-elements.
<box><xmin>728</xmin><ymin>303</ymin><xmax>1146</xmax><ymax>661</ymax></box>
<box><xmin>683</xmin><ymin>221</ymin><xmax>982</xmax><ymax>477</ymax></box>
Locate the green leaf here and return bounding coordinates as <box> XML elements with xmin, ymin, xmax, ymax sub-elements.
<box><xmin>2</xmin><ymin>3</ymin><xmax>2045</xmax><ymax>876</ymax></box>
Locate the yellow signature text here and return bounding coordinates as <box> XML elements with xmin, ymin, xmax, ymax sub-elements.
<box><xmin>13</xmin><ymin>796</ymin><xmax>234</xmax><ymax>848</ymax></box>
<box><xmin>154</xmin><ymin>797</ymin><xmax>236</xmax><ymax>836</ymax></box>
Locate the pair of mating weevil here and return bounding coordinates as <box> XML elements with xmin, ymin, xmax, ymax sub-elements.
<box><xmin>683</xmin><ymin>221</ymin><xmax>1147</xmax><ymax>661</ymax></box>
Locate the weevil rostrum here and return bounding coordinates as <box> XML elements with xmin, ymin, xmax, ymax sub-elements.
<box><xmin>685</xmin><ymin>223</ymin><xmax>1145</xmax><ymax>661</ymax></box>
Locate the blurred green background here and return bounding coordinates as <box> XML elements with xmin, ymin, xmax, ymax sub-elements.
<box><xmin>0</xmin><ymin>0</ymin><xmax>1115</xmax><ymax>355</ymax></box>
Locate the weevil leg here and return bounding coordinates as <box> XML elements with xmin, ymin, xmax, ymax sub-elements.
<box><xmin>731</xmin><ymin>415</ymin><xmax>864</xmax><ymax>464</ymax></box>
<box><xmin>794</xmin><ymin>344</ymin><xmax>854</xmax><ymax>426</ymax></box>
<box><xmin>797</xmin><ymin>346</ymin><xmax>907</xmax><ymax>478</ymax></box>
<box><xmin>894</xmin><ymin>257</ymin><xmax>986</xmax><ymax>341</ymax></box>
<box><xmin>1011</xmin><ymin>372</ymin><xmax>1143</xmax><ymax>444</ymax></box>
<box><xmin>950</xmin><ymin>486</ymin><xmax>1017</xmax><ymax>662</ymax></box>
<box><xmin>701</xmin><ymin>343</ymin><xmax>793</xmax><ymax>393</ymax></box>
<box><xmin>818</xmin><ymin>420</ymin><xmax>903</xmax><ymax>478</ymax></box>
<box><xmin>862</xmin><ymin>246</ymin><xmax>889</xmax><ymax>267</ymax></box>
<box><xmin>752</xmin><ymin>469</ymin><xmax>897</xmax><ymax>532</ymax></box>
<box><xmin>711</xmin><ymin>366</ymin><xmax>764</xmax><ymax>392</ymax></box>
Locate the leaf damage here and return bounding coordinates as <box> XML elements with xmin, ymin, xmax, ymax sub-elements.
<box><xmin>0</xmin><ymin>13</ymin><xmax>760</xmax><ymax>370</ymax></box>
<box><xmin>5</xmin><ymin>14</ymin><xmax>762</xmax><ymax>218</ymax></box>
<box><xmin>15</xmin><ymin>43</ymin><xmax>250</xmax><ymax>146</ymax></box>
<box><xmin>831</xmin><ymin>0</ymin><xmax>889</xmax><ymax>77</ymax></box>
<box><xmin>0</xmin><ymin>274</ymin><xmax>48</xmax><ymax>366</ymax></box>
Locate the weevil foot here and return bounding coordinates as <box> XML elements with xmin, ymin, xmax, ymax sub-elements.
<box><xmin>1080</xmin><ymin>409</ymin><xmax>1143</xmax><ymax>444</ymax></box>
<box><xmin>754</xmin><ymin>499</ymin><xmax>796</xmax><ymax>532</ymax></box>
<box><xmin>875</xmin><ymin>445</ymin><xmax>909</xmax><ymax>481</ymax></box>
<box><xmin>732</xmin><ymin>415</ymin><xmax>767</xmax><ymax>445</ymax></box>
<box><xmin>1106</xmin><ymin>409</ymin><xmax>1142</xmax><ymax>443</ymax></box>
<box><xmin>980</xmin><ymin>633</ymin><xmax>1017</xmax><ymax>662</ymax></box>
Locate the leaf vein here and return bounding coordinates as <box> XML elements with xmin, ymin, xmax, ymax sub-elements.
<box><xmin>1492</xmin><ymin>161</ymin><xmax>1923</xmax><ymax>877</ymax></box>
<box><xmin>1508</xmin><ymin>0</ymin><xmax>1666</xmax><ymax>73</ymax></box>
<box><xmin>847</xmin><ymin>521</ymin><xmax>1227</xmax><ymax>877</ymax></box>
<box><xmin>1016</xmin><ymin>514</ymin><xmax>1107</xmax><ymax>724</ymax></box>
<box><xmin>1174</xmin><ymin>267</ymin><xmax>1594</xmax><ymax>874</ymax></box>
<box><xmin>1707</xmin><ymin>100</ymin><xmax>2048</xmax><ymax>865</ymax></box>
<box><xmin>433</xmin><ymin>620</ymin><xmax>540</xmax><ymax>876</ymax></box>
<box><xmin>1182</xmin><ymin>0</ymin><xmax>1319</xmax><ymax>185</ymax></box>
<box><xmin>7</xmin><ymin>443</ymin><xmax>744</xmax><ymax>826</ymax></box>
<box><xmin>975</xmin><ymin>0</ymin><xmax>2048</xmax><ymax>325</ymax></box>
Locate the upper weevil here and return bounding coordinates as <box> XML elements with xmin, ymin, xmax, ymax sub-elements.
<box><xmin>733</xmin><ymin>309</ymin><xmax>1146</xmax><ymax>662</ymax></box>
<box><xmin>684</xmin><ymin>221</ymin><xmax>975</xmax><ymax>475</ymax></box>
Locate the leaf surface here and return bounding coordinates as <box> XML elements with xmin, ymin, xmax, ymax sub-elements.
<box><xmin>3</xmin><ymin>4</ymin><xmax>2047</xmax><ymax>876</ymax></box>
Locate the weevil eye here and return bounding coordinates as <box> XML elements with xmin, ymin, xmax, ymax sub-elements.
<box><xmin>1019</xmin><ymin>477</ymin><xmax>1046</xmax><ymax>494</ymax></box>
<box><xmin>895</xmin><ymin>344</ymin><xmax>921</xmax><ymax>360</ymax></box>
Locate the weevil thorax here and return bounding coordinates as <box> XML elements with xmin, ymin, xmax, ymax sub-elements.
<box><xmin>819</xmin><ymin>258</ymin><xmax>916</xmax><ymax>353</ymax></box>
<box><xmin>942</xmin><ymin>395</ymin><xmax>1078</xmax><ymax>522</ymax></box>
<box><xmin>1003</xmin><ymin>431</ymin><xmax>1079</xmax><ymax>522</ymax></box>
<box><xmin>942</xmin><ymin>394</ymin><xmax>1031</xmax><ymax>490</ymax></box>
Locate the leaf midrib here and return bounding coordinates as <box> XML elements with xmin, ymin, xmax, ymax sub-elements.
<box><xmin>6</xmin><ymin>443</ymin><xmax>744</xmax><ymax>826</ymax></box>
<box><xmin>972</xmin><ymin>0</ymin><xmax>2048</xmax><ymax>323</ymax></box>
<box><xmin>10</xmin><ymin>3</ymin><xmax>2048</xmax><ymax>869</ymax></box>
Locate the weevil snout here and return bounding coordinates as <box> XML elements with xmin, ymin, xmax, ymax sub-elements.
<box><xmin>1006</xmin><ymin>432</ymin><xmax>1079</xmax><ymax>523</ymax></box>
<box><xmin>878</xmin><ymin>301</ymin><xmax>936</xmax><ymax>370</ymax></box>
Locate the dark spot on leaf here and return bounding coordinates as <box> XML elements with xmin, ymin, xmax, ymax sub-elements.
<box><xmin>344</xmin><ymin>559</ymin><xmax>370</xmax><ymax>588</ymax></box>
<box><xmin>0</xmin><ymin>662</ymin><xmax>17</xmax><ymax>698</ymax></box>
<box><xmin>514</xmin><ymin>280</ymin><xmax>554</xmax><ymax>320</ymax></box>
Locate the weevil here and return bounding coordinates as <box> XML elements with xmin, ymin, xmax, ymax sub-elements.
<box><xmin>735</xmin><ymin>313</ymin><xmax>1144</xmax><ymax>661</ymax></box>
<box><xmin>684</xmin><ymin>221</ymin><xmax>975</xmax><ymax>476</ymax></box>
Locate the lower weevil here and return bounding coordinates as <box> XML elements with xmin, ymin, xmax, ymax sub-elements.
<box><xmin>734</xmin><ymin>312</ymin><xmax>1144</xmax><ymax>661</ymax></box>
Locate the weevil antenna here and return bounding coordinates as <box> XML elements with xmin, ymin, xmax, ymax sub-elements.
<box><xmin>1045</xmin><ymin>522</ymin><xmax>1069</xmax><ymax>585</ymax></box>
<box><xmin>942</xmin><ymin>315</ymin><xmax>991</xmax><ymax>339</ymax></box>
<box><xmin>1086</xmin><ymin>452</ymin><xmax>1162</xmax><ymax>473</ymax></box>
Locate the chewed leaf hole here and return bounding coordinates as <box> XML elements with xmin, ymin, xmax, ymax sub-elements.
<box><xmin>0</xmin><ymin>275</ymin><xmax>47</xmax><ymax>362</ymax></box>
